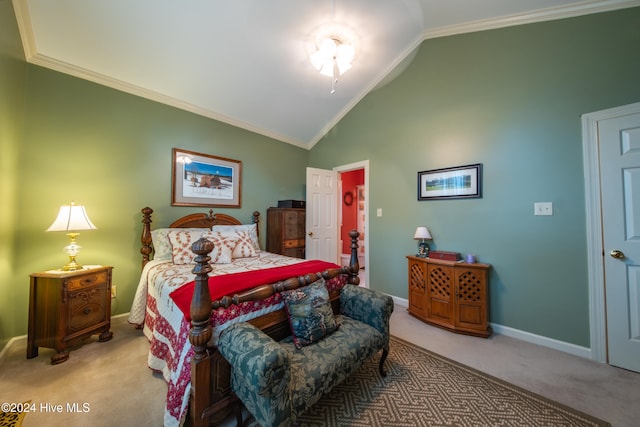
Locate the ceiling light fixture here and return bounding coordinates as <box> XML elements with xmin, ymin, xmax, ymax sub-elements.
<box><xmin>309</xmin><ymin>0</ymin><xmax>356</xmax><ymax>94</ymax></box>
<box><xmin>309</xmin><ymin>35</ymin><xmax>355</xmax><ymax>94</ymax></box>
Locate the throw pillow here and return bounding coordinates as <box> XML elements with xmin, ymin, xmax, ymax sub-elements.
<box><xmin>212</xmin><ymin>224</ymin><xmax>260</xmax><ymax>251</ymax></box>
<box><xmin>281</xmin><ymin>279</ymin><xmax>339</xmax><ymax>349</ymax></box>
<box><xmin>151</xmin><ymin>228</ymin><xmax>208</xmax><ymax>261</ymax></box>
<box><xmin>167</xmin><ymin>230</ymin><xmax>238</xmax><ymax>265</ymax></box>
<box><xmin>231</xmin><ymin>230</ymin><xmax>258</xmax><ymax>258</ymax></box>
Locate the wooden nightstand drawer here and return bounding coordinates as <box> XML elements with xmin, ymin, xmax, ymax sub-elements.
<box><xmin>67</xmin><ymin>270</ymin><xmax>108</xmax><ymax>291</ymax></box>
<box><xmin>68</xmin><ymin>286</ymin><xmax>108</xmax><ymax>332</ymax></box>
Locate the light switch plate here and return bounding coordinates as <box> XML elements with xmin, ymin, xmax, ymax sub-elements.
<box><xmin>534</xmin><ymin>202</ymin><xmax>553</xmax><ymax>216</ymax></box>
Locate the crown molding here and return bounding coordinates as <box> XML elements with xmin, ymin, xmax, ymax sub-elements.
<box><xmin>23</xmin><ymin>53</ymin><xmax>307</xmax><ymax>149</ymax></box>
<box><xmin>12</xmin><ymin>0</ymin><xmax>640</xmax><ymax>150</ymax></box>
<box><xmin>422</xmin><ymin>0</ymin><xmax>640</xmax><ymax>40</ymax></box>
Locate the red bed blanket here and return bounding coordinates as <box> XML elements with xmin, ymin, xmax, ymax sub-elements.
<box><xmin>170</xmin><ymin>260</ymin><xmax>341</xmax><ymax>319</ymax></box>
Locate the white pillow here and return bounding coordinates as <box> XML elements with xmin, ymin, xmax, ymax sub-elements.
<box><xmin>212</xmin><ymin>224</ymin><xmax>260</xmax><ymax>251</ymax></box>
<box><xmin>151</xmin><ymin>228</ymin><xmax>208</xmax><ymax>261</ymax></box>
<box><xmin>167</xmin><ymin>229</ymin><xmax>238</xmax><ymax>265</ymax></box>
<box><xmin>231</xmin><ymin>230</ymin><xmax>258</xmax><ymax>258</ymax></box>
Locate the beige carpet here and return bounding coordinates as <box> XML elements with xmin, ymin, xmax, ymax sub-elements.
<box><xmin>1</xmin><ymin>311</ymin><xmax>639</xmax><ymax>426</ymax></box>
<box><xmin>0</xmin><ymin>315</ymin><xmax>166</xmax><ymax>427</ymax></box>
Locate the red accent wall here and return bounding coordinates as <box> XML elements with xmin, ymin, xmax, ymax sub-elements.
<box><xmin>341</xmin><ymin>169</ymin><xmax>364</xmax><ymax>254</ymax></box>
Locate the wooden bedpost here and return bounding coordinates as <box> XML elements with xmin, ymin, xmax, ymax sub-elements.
<box><xmin>348</xmin><ymin>229</ymin><xmax>360</xmax><ymax>285</ymax></box>
<box><xmin>252</xmin><ymin>210</ymin><xmax>260</xmax><ymax>238</ymax></box>
<box><xmin>189</xmin><ymin>237</ymin><xmax>214</xmax><ymax>361</ymax></box>
<box><xmin>189</xmin><ymin>237</ymin><xmax>215</xmax><ymax>427</ymax></box>
<box><xmin>141</xmin><ymin>207</ymin><xmax>153</xmax><ymax>268</ymax></box>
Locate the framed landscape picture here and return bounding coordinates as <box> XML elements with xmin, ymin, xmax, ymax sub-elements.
<box><xmin>172</xmin><ymin>148</ymin><xmax>242</xmax><ymax>207</ymax></box>
<box><xmin>418</xmin><ymin>163</ymin><xmax>482</xmax><ymax>200</ymax></box>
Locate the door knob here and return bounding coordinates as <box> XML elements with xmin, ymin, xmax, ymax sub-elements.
<box><xmin>610</xmin><ymin>250</ymin><xmax>625</xmax><ymax>259</ymax></box>
<box><xmin>307</xmin><ymin>231</ymin><xmax>314</xmax><ymax>237</ymax></box>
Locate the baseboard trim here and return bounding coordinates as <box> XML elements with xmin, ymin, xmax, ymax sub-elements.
<box><xmin>389</xmin><ymin>295</ymin><xmax>591</xmax><ymax>360</ymax></box>
<box><xmin>0</xmin><ymin>312</ymin><xmax>131</xmax><ymax>362</ymax></box>
<box><xmin>0</xmin><ymin>334</ymin><xmax>27</xmax><ymax>361</ymax></box>
<box><xmin>491</xmin><ymin>323</ymin><xmax>592</xmax><ymax>359</ymax></box>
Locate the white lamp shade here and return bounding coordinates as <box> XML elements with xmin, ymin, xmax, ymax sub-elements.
<box><xmin>413</xmin><ymin>226</ymin><xmax>432</xmax><ymax>240</ymax></box>
<box><xmin>319</xmin><ymin>60</ymin><xmax>335</xmax><ymax>77</ymax></box>
<box><xmin>47</xmin><ymin>204</ymin><xmax>97</xmax><ymax>232</ymax></box>
<box><xmin>336</xmin><ymin>58</ymin><xmax>352</xmax><ymax>75</ymax></box>
<box><xmin>309</xmin><ymin>50</ymin><xmax>326</xmax><ymax>70</ymax></box>
<box><xmin>319</xmin><ymin>38</ymin><xmax>337</xmax><ymax>57</ymax></box>
<box><xmin>336</xmin><ymin>43</ymin><xmax>355</xmax><ymax>63</ymax></box>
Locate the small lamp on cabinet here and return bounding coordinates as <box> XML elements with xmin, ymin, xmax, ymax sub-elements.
<box><xmin>413</xmin><ymin>226</ymin><xmax>432</xmax><ymax>258</ymax></box>
<box><xmin>46</xmin><ymin>202</ymin><xmax>97</xmax><ymax>271</ymax></box>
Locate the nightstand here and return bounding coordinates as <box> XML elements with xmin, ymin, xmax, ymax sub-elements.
<box><xmin>27</xmin><ymin>265</ymin><xmax>113</xmax><ymax>364</ymax></box>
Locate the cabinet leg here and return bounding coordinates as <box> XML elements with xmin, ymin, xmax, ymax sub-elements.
<box><xmin>51</xmin><ymin>351</ymin><xmax>69</xmax><ymax>365</ymax></box>
<box><xmin>26</xmin><ymin>341</ymin><xmax>38</xmax><ymax>359</ymax></box>
<box><xmin>98</xmin><ymin>328</ymin><xmax>113</xmax><ymax>342</ymax></box>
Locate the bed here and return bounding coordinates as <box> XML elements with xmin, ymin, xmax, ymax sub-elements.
<box><xmin>128</xmin><ymin>207</ymin><xmax>360</xmax><ymax>427</ymax></box>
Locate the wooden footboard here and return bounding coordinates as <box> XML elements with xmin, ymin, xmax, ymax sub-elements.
<box><xmin>188</xmin><ymin>232</ymin><xmax>361</xmax><ymax>427</ymax></box>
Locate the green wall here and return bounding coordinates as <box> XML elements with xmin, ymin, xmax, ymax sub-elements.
<box><xmin>0</xmin><ymin>6</ymin><xmax>308</xmax><ymax>346</ymax></box>
<box><xmin>3</xmin><ymin>5</ymin><xmax>640</xmax><ymax>351</ymax></box>
<box><xmin>0</xmin><ymin>0</ymin><xmax>27</xmax><ymax>350</ymax></box>
<box><xmin>310</xmin><ymin>8</ymin><xmax>640</xmax><ymax>347</ymax></box>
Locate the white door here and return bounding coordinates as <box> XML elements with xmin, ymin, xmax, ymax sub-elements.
<box><xmin>306</xmin><ymin>167</ymin><xmax>339</xmax><ymax>263</ymax></box>
<box><xmin>599</xmin><ymin>110</ymin><xmax>640</xmax><ymax>372</ymax></box>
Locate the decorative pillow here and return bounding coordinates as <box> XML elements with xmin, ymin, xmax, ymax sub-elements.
<box><xmin>281</xmin><ymin>279</ymin><xmax>339</xmax><ymax>349</ymax></box>
<box><xmin>231</xmin><ymin>230</ymin><xmax>258</xmax><ymax>259</ymax></box>
<box><xmin>167</xmin><ymin>230</ymin><xmax>238</xmax><ymax>265</ymax></box>
<box><xmin>212</xmin><ymin>224</ymin><xmax>260</xmax><ymax>251</ymax></box>
<box><xmin>151</xmin><ymin>228</ymin><xmax>208</xmax><ymax>261</ymax></box>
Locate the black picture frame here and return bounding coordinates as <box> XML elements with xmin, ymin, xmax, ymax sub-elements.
<box><xmin>418</xmin><ymin>164</ymin><xmax>482</xmax><ymax>201</ymax></box>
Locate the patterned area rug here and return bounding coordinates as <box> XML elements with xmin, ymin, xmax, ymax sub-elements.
<box><xmin>294</xmin><ymin>337</ymin><xmax>610</xmax><ymax>426</ymax></box>
<box><xmin>0</xmin><ymin>401</ymin><xmax>29</xmax><ymax>427</ymax></box>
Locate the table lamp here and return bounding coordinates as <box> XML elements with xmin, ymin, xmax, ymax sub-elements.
<box><xmin>46</xmin><ymin>202</ymin><xmax>97</xmax><ymax>271</ymax></box>
<box><xmin>413</xmin><ymin>226</ymin><xmax>432</xmax><ymax>258</ymax></box>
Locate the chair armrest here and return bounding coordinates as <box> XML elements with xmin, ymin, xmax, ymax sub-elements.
<box><xmin>340</xmin><ymin>284</ymin><xmax>394</xmax><ymax>339</ymax></box>
<box><xmin>218</xmin><ymin>322</ymin><xmax>290</xmax><ymax>397</ymax></box>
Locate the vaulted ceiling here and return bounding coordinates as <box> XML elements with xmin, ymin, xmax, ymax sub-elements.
<box><xmin>12</xmin><ymin>0</ymin><xmax>639</xmax><ymax>148</ymax></box>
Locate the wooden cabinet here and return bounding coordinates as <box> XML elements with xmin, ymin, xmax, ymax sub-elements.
<box><xmin>27</xmin><ymin>266</ymin><xmax>113</xmax><ymax>364</ymax></box>
<box><xmin>266</xmin><ymin>207</ymin><xmax>305</xmax><ymax>258</ymax></box>
<box><xmin>407</xmin><ymin>256</ymin><xmax>492</xmax><ymax>337</ymax></box>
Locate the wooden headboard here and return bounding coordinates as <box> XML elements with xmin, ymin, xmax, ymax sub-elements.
<box><xmin>140</xmin><ymin>206</ymin><xmax>260</xmax><ymax>267</ymax></box>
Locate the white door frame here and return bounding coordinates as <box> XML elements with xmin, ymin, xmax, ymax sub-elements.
<box><xmin>334</xmin><ymin>160</ymin><xmax>369</xmax><ymax>288</ymax></box>
<box><xmin>582</xmin><ymin>101</ymin><xmax>640</xmax><ymax>363</ymax></box>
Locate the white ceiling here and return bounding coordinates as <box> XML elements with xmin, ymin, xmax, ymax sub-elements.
<box><xmin>13</xmin><ymin>0</ymin><xmax>639</xmax><ymax>149</ymax></box>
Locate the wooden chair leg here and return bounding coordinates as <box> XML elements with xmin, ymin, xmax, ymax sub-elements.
<box><xmin>379</xmin><ymin>346</ymin><xmax>389</xmax><ymax>377</ymax></box>
<box><xmin>233</xmin><ymin>399</ymin><xmax>243</xmax><ymax>427</ymax></box>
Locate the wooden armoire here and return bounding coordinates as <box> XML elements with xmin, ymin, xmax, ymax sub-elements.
<box><xmin>266</xmin><ymin>207</ymin><xmax>306</xmax><ymax>259</ymax></box>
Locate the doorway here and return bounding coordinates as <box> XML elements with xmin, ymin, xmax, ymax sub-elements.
<box><xmin>335</xmin><ymin>161</ymin><xmax>369</xmax><ymax>288</ymax></box>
